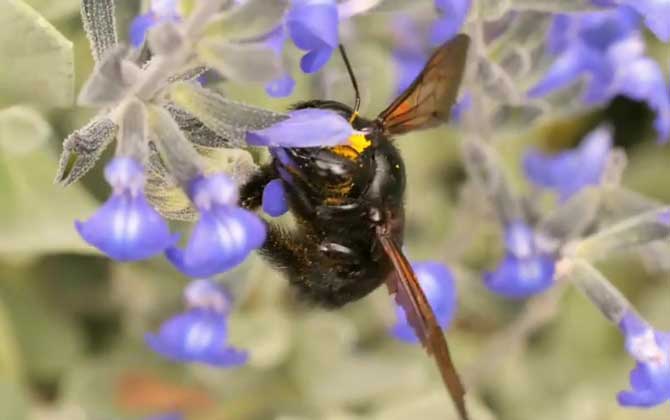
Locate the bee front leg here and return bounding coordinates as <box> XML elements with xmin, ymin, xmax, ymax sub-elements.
<box><xmin>239</xmin><ymin>164</ymin><xmax>277</xmax><ymax>210</ymax></box>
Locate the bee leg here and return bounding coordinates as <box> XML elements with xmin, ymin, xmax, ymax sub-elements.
<box><xmin>239</xmin><ymin>164</ymin><xmax>277</xmax><ymax>210</ymax></box>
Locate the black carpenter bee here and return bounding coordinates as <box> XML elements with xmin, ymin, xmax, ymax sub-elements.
<box><xmin>240</xmin><ymin>35</ymin><xmax>471</xmax><ymax>419</ymax></box>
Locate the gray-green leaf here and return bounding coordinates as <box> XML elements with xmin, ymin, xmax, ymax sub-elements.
<box><xmin>80</xmin><ymin>0</ymin><xmax>117</xmax><ymax>63</ymax></box>
<box><xmin>55</xmin><ymin>117</ymin><xmax>117</xmax><ymax>186</ymax></box>
<box><xmin>168</xmin><ymin>82</ymin><xmax>288</xmax><ymax>148</ymax></box>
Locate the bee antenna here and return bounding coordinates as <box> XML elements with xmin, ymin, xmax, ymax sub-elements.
<box><xmin>338</xmin><ymin>44</ymin><xmax>360</xmax><ymax>123</ymax></box>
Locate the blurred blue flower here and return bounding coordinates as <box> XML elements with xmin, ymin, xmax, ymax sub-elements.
<box><xmin>246</xmin><ymin>108</ymin><xmax>354</xmax><ymax>148</ymax></box>
<box><xmin>76</xmin><ymin>157</ymin><xmax>177</xmax><ymax>261</ymax></box>
<box><xmin>262</xmin><ymin>178</ymin><xmax>289</xmax><ymax>217</ymax></box>
<box><xmin>166</xmin><ymin>174</ymin><xmax>266</xmax><ymax>278</ymax></box>
<box><xmin>184</xmin><ymin>279</ymin><xmax>232</xmax><ymax>313</ymax></box>
<box><xmin>129</xmin><ymin>0</ymin><xmax>181</xmax><ymax>47</ymax></box>
<box><xmin>431</xmin><ymin>0</ymin><xmax>471</xmax><ymax>45</ymax></box>
<box><xmin>286</xmin><ymin>0</ymin><xmax>339</xmax><ymax>73</ymax></box>
<box><xmin>393</xmin><ymin>261</ymin><xmax>457</xmax><ymax>343</ymax></box>
<box><xmin>146</xmin><ymin>308</ymin><xmax>248</xmax><ymax>367</ymax></box>
<box><xmin>485</xmin><ymin>221</ymin><xmax>555</xmax><ymax>298</ymax></box>
<box><xmin>523</xmin><ymin>125</ymin><xmax>612</xmax><ymax>201</ymax></box>
<box><xmin>263</xmin><ymin>26</ymin><xmax>296</xmax><ymax>97</ymax></box>
<box><xmin>617</xmin><ymin>311</ymin><xmax>670</xmax><ymax>407</ymax></box>
<box><xmin>529</xmin><ymin>8</ymin><xmax>670</xmax><ymax>142</ymax></box>
<box><xmin>390</xmin><ymin>16</ymin><xmax>428</xmax><ymax>95</ymax></box>
<box><xmin>617</xmin><ymin>1</ymin><xmax>670</xmax><ymax>41</ymax></box>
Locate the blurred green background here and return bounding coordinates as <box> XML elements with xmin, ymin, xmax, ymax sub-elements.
<box><xmin>2</xmin><ymin>1</ymin><xmax>670</xmax><ymax>419</ymax></box>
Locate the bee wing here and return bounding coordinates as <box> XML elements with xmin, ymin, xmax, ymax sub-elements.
<box><xmin>376</xmin><ymin>229</ymin><xmax>469</xmax><ymax>420</ymax></box>
<box><xmin>377</xmin><ymin>34</ymin><xmax>469</xmax><ymax>136</ymax></box>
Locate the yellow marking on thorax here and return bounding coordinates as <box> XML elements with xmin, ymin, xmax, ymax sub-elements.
<box><xmin>330</xmin><ymin>132</ymin><xmax>371</xmax><ymax>160</ymax></box>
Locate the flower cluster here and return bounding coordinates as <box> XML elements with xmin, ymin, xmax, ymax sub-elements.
<box><xmin>529</xmin><ymin>6</ymin><xmax>670</xmax><ymax>141</ymax></box>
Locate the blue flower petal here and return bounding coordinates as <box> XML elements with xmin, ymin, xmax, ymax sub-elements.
<box><xmin>287</xmin><ymin>0</ymin><xmax>339</xmax><ymax>73</ymax></box>
<box><xmin>484</xmin><ymin>253</ymin><xmax>555</xmax><ymax>299</ymax></box>
<box><xmin>246</xmin><ymin>109</ymin><xmax>354</xmax><ymax>148</ymax></box>
<box><xmin>622</xmin><ymin>0</ymin><xmax>670</xmax><ymax>42</ymax></box>
<box><xmin>262</xmin><ymin>179</ymin><xmax>289</xmax><ymax>217</ymax></box>
<box><xmin>430</xmin><ymin>0</ymin><xmax>471</xmax><ymax>45</ymax></box>
<box><xmin>616</xmin><ymin>311</ymin><xmax>670</xmax><ymax>408</ymax></box>
<box><xmin>617</xmin><ymin>57</ymin><xmax>670</xmax><ymax>142</ymax></box>
<box><xmin>523</xmin><ymin>126</ymin><xmax>612</xmax><ymax>200</ymax></box>
<box><xmin>184</xmin><ymin>279</ymin><xmax>231</xmax><ymax>314</ymax></box>
<box><xmin>146</xmin><ymin>308</ymin><xmax>248</xmax><ymax>367</ymax></box>
<box><xmin>76</xmin><ymin>193</ymin><xmax>178</xmax><ymax>261</ymax></box>
<box><xmin>129</xmin><ymin>12</ymin><xmax>158</xmax><ymax>47</ymax></box>
<box><xmin>266</xmin><ymin>74</ymin><xmax>296</xmax><ymax>97</ymax></box>
<box><xmin>166</xmin><ymin>207</ymin><xmax>266</xmax><ymax>278</ymax></box>
<box><xmin>392</xmin><ymin>261</ymin><xmax>457</xmax><ymax>343</ymax></box>
<box><xmin>392</xmin><ymin>49</ymin><xmax>427</xmax><ymax>95</ymax></box>
<box><xmin>300</xmin><ymin>47</ymin><xmax>335</xmax><ymax>74</ymax></box>
<box><xmin>75</xmin><ymin>158</ymin><xmax>176</xmax><ymax>261</ymax></box>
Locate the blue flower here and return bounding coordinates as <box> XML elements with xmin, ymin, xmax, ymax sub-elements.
<box><xmin>246</xmin><ymin>108</ymin><xmax>355</xmax><ymax>148</ymax></box>
<box><xmin>617</xmin><ymin>311</ymin><xmax>670</xmax><ymax>407</ymax></box>
<box><xmin>485</xmin><ymin>221</ymin><xmax>555</xmax><ymax>298</ymax></box>
<box><xmin>523</xmin><ymin>125</ymin><xmax>612</xmax><ymax>201</ymax></box>
<box><xmin>146</xmin><ymin>308</ymin><xmax>248</xmax><ymax>367</ymax></box>
<box><xmin>431</xmin><ymin>0</ymin><xmax>471</xmax><ymax>45</ymax></box>
<box><xmin>165</xmin><ymin>174</ymin><xmax>266</xmax><ymax>278</ymax></box>
<box><xmin>184</xmin><ymin>279</ymin><xmax>232</xmax><ymax>313</ymax></box>
<box><xmin>263</xmin><ymin>26</ymin><xmax>296</xmax><ymax>98</ymax></box>
<box><xmin>75</xmin><ymin>157</ymin><xmax>177</xmax><ymax>261</ymax></box>
<box><xmin>618</xmin><ymin>0</ymin><xmax>670</xmax><ymax>41</ymax></box>
<box><xmin>390</xmin><ymin>16</ymin><xmax>428</xmax><ymax>95</ymax></box>
<box><xmin>393</xmin><ymin>261</ymin><xmax>457</xmax><ymax>343</ymax></box>
<box><xmin>262</xmin><ymin>179</ymin><xmax>289</xmax><ymax>217</ymax></box>
<box><xmin>529</xmin><ymin>8</ymin><xmax>670</xmax><ymax>142</ymax></box>
<box><xmin>286</xmin><ymin>0</ymin><xmax>339</xmax><ymax>73</ymax></box>
<box><xmin>129</xmin><ymin>0</ymin><xmax>181</xmax><ymax>47</ymax></box>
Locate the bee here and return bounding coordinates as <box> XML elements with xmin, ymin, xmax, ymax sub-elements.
<box><xmin>239</xmin><ymin>35</ymin><xmax>471</xmax><ymax>419</ymax></box>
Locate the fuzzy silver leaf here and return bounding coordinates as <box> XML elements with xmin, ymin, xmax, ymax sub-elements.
<box><xmin>166</xmin><ymin>104</ymin><xmax>239</xmax><ymax>148</ymax></box>
<box><xmin>81</xmin><ymin>0</ymin><xmax>118</xmax><ymax>63</ymax></box>
<box><xmin>55</xmin><ymin>117</ymin><xmax>117</xmax><ymax>186</ymax></box>
<box><xmin>149</xmin><ymin>105</ymin><xmax>204</xmax><ymax>187</ymax></box>
<box><xmin>117</xmin><ymin>99</ymin><xmax>149</xmax><ymax>160</ymax></box>
<box><xmin>169</xmin><ymin>82</ymin><xmax>288</xmax><ymax>147</ymax></box>
<box><xmin>77</xmin><ymin>45</ymin><xmax>137</xmax><ymax>107</ymax></box>
<box><xmin>148</xmin><ymin>22</ymin><xmax>185</xmax><ymax>56</ymax></box>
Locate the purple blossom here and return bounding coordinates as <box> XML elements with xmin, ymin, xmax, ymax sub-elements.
<box><xmin>286</xmin><ymin>0</ymin><xmax>339</xmax><ymax>73</ymax></box>
<box><xmin>146</xmin><ymin>308</ymin><xmax>248</xmax><ymax>367</ymax></box>
<box><xmin>618</xmin><ymin>1</ymin><xmax>670</xmax><ymax>42</ymax></box>
<box><xmin>166</xmin><ymin>174</ymin><xmax>266</xmax><ymax>278</ymax></box>
<box><xmin>246</xmin><ymin>108</ymin><xmax>355</xmax><ymax>148</ymax></box>
<box><xmin>390</xmin><ymin>16</ymin><xmax>428</xmax><ymax>95</ymax></box>
<box><xmin>129</xmin><ymin>0</ymin><xmax>181</xmax><ymax>47</ymax></box>
<box><xmin>75</xmin><ymin>157</ymin><xmax>177</xmax><ymax>261</ymax></box>
<box><xmin>523</xmin><ymin>125</ymin><xmax>612</xmax><ymax>201</ymax></box>
<box><xmin>262</xmin><ymin>178</ymin><xmax>289</xmax><ymax>217</ymax></box>
<box><xmin>263</xmin><ymin>26</ymin><xmax>296</xmax><ymax>98</ymax></box>
<box><xmin>184</xmin><ymin>279</ymin><xmax>232</xmax><ymax>313</ymax></box>
<box><xmin>529</xmin><ymin>8</ymin><xmax>670</xmax><ymax>142</ymax></box>
<box><xmin>617</xmin><ymin>311</ymin><xmax>670</xmax><ymax>407</ymax></box>
<box><xmin>484</xmin><ymin>221</ymin><xmax>555</xmax><ymax>298</ymax></box>
<box><xmin>431</xmin><ymin>0</ymin><xmax>472</xmax><ymax>45</ymax></box>
<box><xmin>393</xmin><ymin>261</ymin><xmax>457</xmax><ymax>343</ymax></box>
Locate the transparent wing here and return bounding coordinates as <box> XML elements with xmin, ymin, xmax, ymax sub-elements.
<box><xmin>378</xmin><ymin>34</ymin><xmax>469</xmax><ymax>136</ymax></box>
